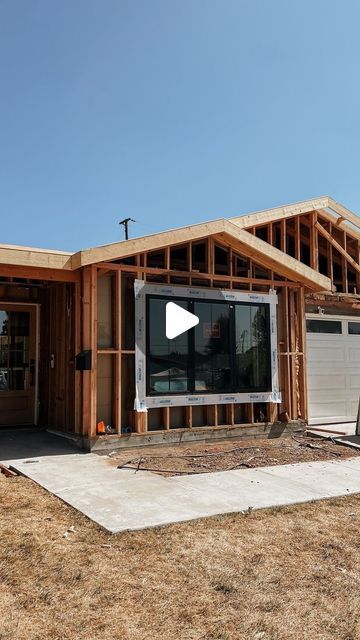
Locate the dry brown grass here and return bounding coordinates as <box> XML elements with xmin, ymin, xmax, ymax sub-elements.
<box><xmin>1</xmin><ymin>472</ymin><xmax>360</xmax><ymax>640</ymax></box>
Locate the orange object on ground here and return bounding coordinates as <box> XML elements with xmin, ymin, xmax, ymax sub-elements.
<box><xmin>97</xmin><ymin>421</ymin><xmax>106</xmax><ymax>434</ymax></box>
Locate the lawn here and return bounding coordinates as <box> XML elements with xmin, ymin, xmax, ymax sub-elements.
<box><xmin>1</xmin><ymin>471</ymin><xmax>360</xmax><ymax>640</ymax></box>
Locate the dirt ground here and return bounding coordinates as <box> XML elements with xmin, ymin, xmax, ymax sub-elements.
<box><xmin>1</xmin><ymin>471</ymin><xmax>360</xmax><ymax>640</ymax></box>
<box><xmin>109</xmin><ymin>434</ymin><xmax>360</xmax><ymax>476</ymax></box>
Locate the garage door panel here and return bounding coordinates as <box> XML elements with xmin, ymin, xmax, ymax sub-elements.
<box><xmin>307</xmin><ymin>374</ymin><xmax>346</xmax><ymax>391</ymax></box>
<box><xmin>349</xmin><ymin>349</ymin><xmax>360</xmax><ymax>362</ymax></box>
<box><xmin>350</xmin><ymin>374</ymin><xmax>360</xmax><ymax>389</ymax></box>
<box><xmin>307</xmin><ymin>346</ymin><xmax>345</xmax><ymax>363</ymax></box>
<box><xmin>351</xmin><ymin>400</ymin><xmax>360</xmax><ymax>415</ymax></box>
<box><xmin>308</xmin><ymin>401</ymin><xmax>347</xmax><ymax>421</ymax></box>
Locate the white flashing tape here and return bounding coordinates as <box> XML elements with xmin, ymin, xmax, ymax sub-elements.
<box><xmin>134</xmin><ymin>280</ymin><xmax>281</xmax><ymax>411</ymax></box>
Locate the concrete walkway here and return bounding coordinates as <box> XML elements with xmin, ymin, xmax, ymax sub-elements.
<box><xmin>3</xmin><ymin>447</ymin><xmax>360</xmax><ymax>533</ymax></box>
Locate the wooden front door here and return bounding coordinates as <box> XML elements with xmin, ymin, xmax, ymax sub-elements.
<box><xmin>0</xmin><ymin>305</ymin><xmax>37</xmax><ymax>426</ymax></box>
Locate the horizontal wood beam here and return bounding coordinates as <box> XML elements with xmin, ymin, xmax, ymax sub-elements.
<box><xmin>0</xmin><ymin>246</ymin><xmax>73</xmax><ymax>270</ymax></box>
<box><xmin>0</xmin><ymin>264</ymin><xmax>81</xmax><ymax>282</ymax></box>
<box><xmin>96</xmin><ymin>261</ymin><xmax>298</xmax><ymax>288</ymax></box>
<box><xmin>315</xmin><ymin>221</ymin><xmax>360</xmax><ymax>274</ymax></box>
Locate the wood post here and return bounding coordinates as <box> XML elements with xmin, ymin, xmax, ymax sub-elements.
<box><xmin>81</xmin><ymin>265</ymin><xmax>97</xmax><ymax>438</ymax></box>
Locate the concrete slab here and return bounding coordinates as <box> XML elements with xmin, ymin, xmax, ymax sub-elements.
<box><xmin>6</xmin><ymin>448</ymin><xmax>360</xmax><ymax>533</ymax></box>
<box><xmin>259</xmin><ymin>459</ymin><xmax>360</xmax><ymax>498</ymax></box>
<box><xmin>0</xmin><ymin>428</ymin><xmax>82</xmax><ymax>462</ymax></box>
<box><xmin>308</xmin><ymin>422</ymin><xmax>356</xmax><ymax>438</ymax></box>
<box><xmin>335</xmin><ymin>435</ymin><xmax>360</xmax><ymax>450</ymax></box>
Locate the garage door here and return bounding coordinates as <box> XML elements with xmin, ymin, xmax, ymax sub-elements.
<box><xmin>306</xmin><ymin>315</ymin><xmax>360</xmax><ymax>425</ymax></box>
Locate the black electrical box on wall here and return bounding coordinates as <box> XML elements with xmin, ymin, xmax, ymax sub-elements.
<box><xmin>75</xmin><ymin>350</ymin><xmax>92</xmax><ymax>371</ymax></box>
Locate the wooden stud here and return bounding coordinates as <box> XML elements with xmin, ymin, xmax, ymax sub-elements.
<box><xmin>81</xmin><ymin>265</ymin><xmax>97</xmax><ymax>438</ymax></box>
<box><xmin>114</xmin><ymin>270</ymin><xmax>121</xmax><ymax>434</ymax></box>
<box><xmin>163</xmin><ymin>407</ymin><xmax>170</xmax><ymax>430</ymax></box>
<box><xmin>315</xmin><ymin>221</ymin><xmax>360</xmax><ymax>274</ymax></box>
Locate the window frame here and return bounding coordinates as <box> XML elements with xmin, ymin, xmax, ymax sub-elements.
<box><xmin>134</xmin><ymin>280</ymin><xmax>280</xmax><ymax>411</ymax></box>
<box><xmin>306</xmin><ymin>319</ymin><xmax>343</xmax><ymax>335</ymax></box>
<box><xmin>348</xmin><ymin>321</ymin><xmax>360</xmax><ymax>336</ymax></box>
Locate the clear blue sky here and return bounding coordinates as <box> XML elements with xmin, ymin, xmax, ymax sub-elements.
<box><xmin>1</xmin><ymin>0</ymin><xmax>359</xmax><ymax>251</ymax></box>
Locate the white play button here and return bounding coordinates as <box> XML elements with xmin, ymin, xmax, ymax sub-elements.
<box><xmin>166</xmin><ymin>302</ymin><xmax>199</xmax><ymax>340</ymax></box>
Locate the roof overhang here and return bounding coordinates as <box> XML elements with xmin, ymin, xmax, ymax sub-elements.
<box><xmin>0</xmin><ymin>243</ymin><xmax>73</xmax><ymax>270</ymax></box>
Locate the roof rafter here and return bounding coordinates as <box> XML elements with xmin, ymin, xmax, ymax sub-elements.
<box><xmin>315</xmin><ymin>221</ymin><xmax>360</xmax><ymax>274</ymax></box>
<box><xmin>221</xmin><ymin>221</ymin><xmax>332</xmax><ymax>292</ymax></box>
<box><xmin>230</xmin><ymin>196</ymin><xmax>330</xmax><ymax>229</ymax></box>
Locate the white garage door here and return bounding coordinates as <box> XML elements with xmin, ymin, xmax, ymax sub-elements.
<box><xmin>306</xmin><ymin>315</ymin><xmax>360</xmax><ymax>425</ymax></box>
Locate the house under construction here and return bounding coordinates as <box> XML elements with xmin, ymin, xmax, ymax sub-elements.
<box><xmin>1</xmin><ymin>195</ymin><xmax>359</xmax><ymax>449</ymax></box>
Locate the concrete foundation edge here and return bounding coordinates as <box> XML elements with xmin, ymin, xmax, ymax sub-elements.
<box><xmin>86</xmin><ymin>421</ymin><xmax>305</xmax><ymax>452</ymax></box>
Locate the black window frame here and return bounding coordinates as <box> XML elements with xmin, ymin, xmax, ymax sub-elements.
<box><xmin>146</xmin><ymin>294</ymin><xmax>272</xmax><ymax>397</ymax></box>
<box><xmin>306</xmin><ymin>319</ymin><xmax>342</xmax><ymax>334</ymax></box>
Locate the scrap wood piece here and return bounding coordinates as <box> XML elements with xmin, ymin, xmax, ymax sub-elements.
<box><xmin>291</xmin><ymin>435</ymin><xmax>342</xmax><ymax>456</ymax></box>
<box><xmin>0</xmin><ymin>463</ymin><xmax>17</xmax><ymax>478</ymax></box>
<box><xmin>169</xmin><ymin>446</ymin><xmax>261</xmax><ymax>459</ymax></box>
<box><xmin>118</xmin><ymin>464</ymin><xmax>207</xmax><ymax>475</ymax></box>
<box><xmin>229</xmin><ymin>456</ymin><xmax>256</xmax><ymax>469</ymax></box>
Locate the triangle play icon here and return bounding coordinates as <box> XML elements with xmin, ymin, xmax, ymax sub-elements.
<box><xmin>166</xmin><ymin>302</ymin><xmax>199</xmax><ymax>340</ymax></box>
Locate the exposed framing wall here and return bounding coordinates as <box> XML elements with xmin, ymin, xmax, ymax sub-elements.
<box><xmin>86</xmin><ymin>237</ymin><xmax>308</xmax><ymax>437</ymax></box>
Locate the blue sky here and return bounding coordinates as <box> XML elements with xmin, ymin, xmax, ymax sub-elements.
<box><xmin>0</xmin><ymin>0</ymin><xmax>359</xmax><ymax>251</ymax></box>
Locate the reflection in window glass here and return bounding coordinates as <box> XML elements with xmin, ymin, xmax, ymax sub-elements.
<box><xmin>235</xmin><ymin>305</ymin><xmax>271</xmax><ymax>392</ymax></box>
<box><xmin>0</xmin><ymin>310</ymin><xmax>30</xmax><ymax>391</ymax></box>
<box><xmin>193</xmin><ymin>302</ymin><xmax>231</xmax><ymax>391</ymax></box>
<box><xmin>306</xmin><ymin>320</ymin><xmax>342</xmax><ymax>334</ymax></box>
<box><xmin>348</xmin><ymin>322</ymin><xmax>360</xmax><ymax>335</ymax></box>
<box><xmin>148</xmin><ymin>298</ymin><xmax>190</xmax><ymax>394</ymax></box>
<box><xmin>146</xmin><ymin>296</ymin><xmax>273</xmax><ymax>396</ymax></box>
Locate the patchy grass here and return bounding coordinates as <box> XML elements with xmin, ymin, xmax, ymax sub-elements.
<box><xmin>1</xmin><ymin>473</ymin><xmax>360</xmax><ymax>639</ymax></box>
<box><xmin>109</xmin><ymin>434</ymin><xmax>360</xmax><ymax>476</ymax></box>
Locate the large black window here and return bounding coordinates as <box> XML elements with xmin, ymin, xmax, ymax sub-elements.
<box><xmin>147</xmin><ymin>296</ymin><xmax>272</xmax><ymax>396</ymax></box>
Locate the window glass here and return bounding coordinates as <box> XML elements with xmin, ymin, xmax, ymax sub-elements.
<box><xmin>306</xmin><ymin>319</ymin><xmax>342</xmax><ymax>334</ymax></box>
<box><xmin>0</xmin><ymin>310</ymin><xmax>30</xmax><ymax>391</ymax></box>
<box><xmin>148</xmin><ymin>298</ymin><xmax>190</xmax><ymax>394</ymax></box>
<box><xmin>235</xmin><ymin>305</ymin><xmax>271</xmax><ymax>392</ymax></box>
<box><xmin>146</xmin><ymin>296</ymin><xmax>273</xmax><ymax>396</ymax></box>
<box><xmin>193</xmin><ymin>301</ymin><xmax>232</xmax><ymax>391</ymax></box>
<box><xmin>348</xmin><ymin>321</ymin><xmax>360</xmax><ymax>335</ymax></box>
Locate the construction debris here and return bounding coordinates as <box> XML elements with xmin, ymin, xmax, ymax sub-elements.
<box><xmin>113</xmin><ymin>435</ymin><xmax>360</xmax><ymax>477</ymax></box>
<box><xmin>0</xmin><ymin>463</ymin><xmax>17</xmax><ymax>478</ymax></box>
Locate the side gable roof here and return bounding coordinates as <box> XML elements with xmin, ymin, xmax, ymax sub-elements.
<box><xmin>3</xmin><ymin>194</ymin><xmax>360</xmax><ymax>293</ymax></box>
<box><xmin>72</xmin><ymin>218</ymin><xmax>331</xmax><ymax>292</ymax></box>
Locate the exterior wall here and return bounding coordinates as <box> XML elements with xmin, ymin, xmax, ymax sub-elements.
<box><xmin>81</xmin><ymin>237</ymin><xmax>308</xmax><ymax>442</ymax></box>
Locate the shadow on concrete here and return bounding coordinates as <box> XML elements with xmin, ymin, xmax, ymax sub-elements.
<box><xmin>0</xmin><ymin>427</ymin><xmax>83</xmax><ymax>462</ymax></box>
